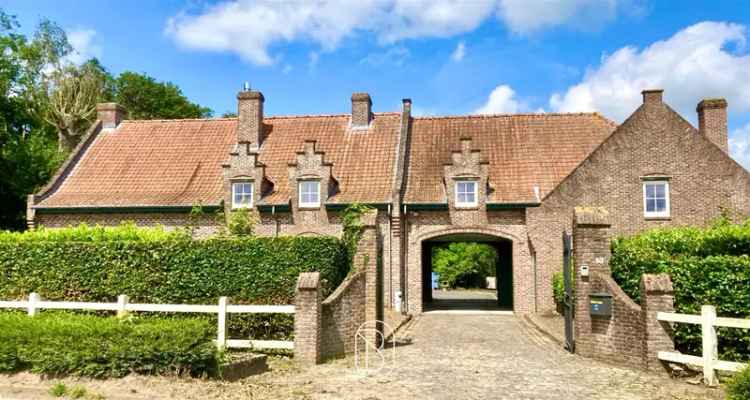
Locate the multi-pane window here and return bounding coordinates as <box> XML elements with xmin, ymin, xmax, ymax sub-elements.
<box><xmin>232</xmin><ymin>181</ymin><xmax>253</xmax><ymax>209</ymax></box>
<box><xmin>455</xmin><ymin>180</ymin><xmax>478</xmax><ymax>207</ymax></box>
<box><xmin>643</xmin><ymin>181</ymin><xmax>670</xmax><ymax>218</ymax></box>
<box><xmin>299</xmin><ymin>180</ymin><xmax>320</xmax><ymax>208</ymax></box>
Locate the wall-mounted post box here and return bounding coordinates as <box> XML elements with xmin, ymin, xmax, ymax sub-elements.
<box><xmin>589</xmin><ymin>293</ymin><xmax>613</xmax><ymax>317</ymax></box>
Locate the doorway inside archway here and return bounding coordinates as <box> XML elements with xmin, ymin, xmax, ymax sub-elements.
<box><xmin>421</xmin><ymin>233</ymin><xmax>513</xmax><ymax>312</ymax></box>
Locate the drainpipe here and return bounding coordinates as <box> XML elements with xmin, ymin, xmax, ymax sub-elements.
<box><xmin>272</xmin><ymin>206</ymin><xmax>279</xmax><ymax>237</ymax></box>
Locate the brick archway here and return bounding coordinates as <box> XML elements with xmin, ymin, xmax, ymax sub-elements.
<box><xmin>406</xmin><ymin>226</ymin><xmax>532</xmax><ymax>314</ymax></box>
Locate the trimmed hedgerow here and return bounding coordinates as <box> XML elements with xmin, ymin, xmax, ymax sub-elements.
<box><xmin>610</xmin><ymin>219</ymin><xmax>750</xmax><ymax>362</ymax></box>
<box><xmin>0</xmin><ymin>224</ymin><xmax>349</xmax><ymax>339</ymax></box>
<box><xmin>0</xmin><ymin>312</ymin><xmax>221</xmax><ymax>378</ymax></box>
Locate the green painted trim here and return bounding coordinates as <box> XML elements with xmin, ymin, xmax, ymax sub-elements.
<box><xmin>404</xmin><ymin>203</ymin><xmax>448</xmax><ymax>210</ymax></box>
<box><xmin>325</xmin><ymin>203</ymin><xmax>389</xmax><ymax>211</ymax></box>
<box><xmin>257</xmin><ymin>204</ymin><xmax>291</xmax><ymax>212</ymax></box>
<box><xmin>35</xmin><ymin>205</ymin><xmax>222</xmax><ymax>214</ymax></box>
<box><xmin>486</xmin><ymin>202</ymin><xmax>540</xmax><ymax>210</ymax></box>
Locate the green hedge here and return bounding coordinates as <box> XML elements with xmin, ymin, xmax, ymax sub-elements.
<box><xmin>611</xmin><ymin>219</ymin><xmax>750</xmax><ymax>362</ymax></box>
<box><xmin>0</xmin><ymin>312</ymin><xmax>220</xmax><ymax>377</ymax></box>
<box><xmin>0</xmin><ymin>224</ymin><xmax>349</xmax><ymax>339</ymax></box>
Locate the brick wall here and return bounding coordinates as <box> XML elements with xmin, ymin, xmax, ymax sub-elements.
<box><xmin>572</xmin><ymin>207</ymin><xmax>675</xmax><ymax>370</ymax></box>
<box><xmin>294</xmin><ymin>272</ymin><xmax>322</xmax><ymax>365</ymax></box>
<box><xmin>35</xmin><ymin>212</ymin><xmax>220</xmax><ymax>238</ymax></box>
<box><xmin>528</xmin><ymin>95</ymin><xmax>750</xmax><ymax>314</ymax></box>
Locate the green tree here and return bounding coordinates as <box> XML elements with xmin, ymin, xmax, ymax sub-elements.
<box><xmin>114</xmin><ymin>72</ymin><xmax>211</xmax><ymax>120</ymax></box>
<box><xmin>432</xmin><ymin>242</ymin><xmax>498</xmax><ymax>288</ymax></box>
<box><xmin>0</xmin><ymin>9</ymin><xmax>71</xmax><ymax>229</ymax></box>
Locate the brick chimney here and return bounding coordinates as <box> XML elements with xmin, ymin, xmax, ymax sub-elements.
<box><xmin>351</xmin><ymin>92</ymin><xmax>372</xmax><ymax>128</ymax></box>
<box><xmin>641</xmin><ymin>89</ymin><xmax>663</xmax><ymax>105</ymax></box>
<box><xmin>96</xmin><ymin>103</ymin><xmax>127</xmax><ymax>129</ymax></box>
<box><xmin>697</xmin><ymin>98</ymin><xmax>728</xmax><ymax>153</ymax></box>
<box><xmin>237</xmin><ymin>84</ymin><xmax>264</xmax><ymax>147</ymax></box>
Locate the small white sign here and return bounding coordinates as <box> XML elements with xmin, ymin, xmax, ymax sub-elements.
<box><xmin>579</xmin><ymin>264</ymin><xmax>589</xmax><ymax>277</ymax></box>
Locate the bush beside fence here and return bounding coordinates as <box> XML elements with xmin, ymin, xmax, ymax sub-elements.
<box><xmin>611</xmin><ymin>219</ymin><xmax>750</xmax><ymax>362</ymax></box>
<box><xmin>0</xmin><ymin>312</ymin><xmax>220</xmax><ymax>378</ymax></box>
<box><xmin>0</xmin><ymin>225</ymin><xmax>349</xmax><ymax>339</ymax></box>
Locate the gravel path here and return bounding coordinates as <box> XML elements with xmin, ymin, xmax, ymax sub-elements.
<box><xmin>0</xmin><ymin>314</ymin><xmax>724</xmax><ymax>399</ymax></box>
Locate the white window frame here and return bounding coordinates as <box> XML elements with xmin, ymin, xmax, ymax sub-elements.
<box><xmin>455</xmin><ymin>179</ymin><xmax>478</xmax><ymax>208</ymax></box>
<box><xmin>231</xmin><ymin>181</ymin><xmax>254</xmax><ymax>209</ymax></box>
<box><xmin>643</xmin><ymin>180</ymin><xmax>670</xmax><ymax>218</ymax></box>
<box><xmin>298</xmin><ymin>180</ymin><xmax>321</xmax><ymax>208</ymax></box>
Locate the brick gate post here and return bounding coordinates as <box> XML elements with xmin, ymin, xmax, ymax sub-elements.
<box><xmin>640</xmin><ymin>273</ymin><xmax>675</xmax><ymax>371</ymax></box>
<box><xmin>353</xmin><ymin>209</ymin><xmax>383</xmax><ymax>345</ymax></box>
<box><xmin>294</xmin><ymin>272</ymin><xmax>322</xmax><ymax>365</ymax></box>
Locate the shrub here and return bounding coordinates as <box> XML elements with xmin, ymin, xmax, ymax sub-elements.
<box><xmin>0</xmin><ymin>223</ymin><xmax>349</xmax><ymax>339</ymax></box>
<box><xmin>728</xmin><ymin>365</ymin><xmax>750</xmax><ymax>400</ymax></box>
<box><xmin>611</xmin><ymin>219</ymin><xmax>750</xmax><ymax>362</ymax></box>
<box><xmin>0</xmin><ymin>312</ymin><xmax>221</xmax><ymax>378</ymax></box>
<box><xmin>431</xmin><ymin>242</ymin><xmax>497</xmax><ymax>288</ymax></box>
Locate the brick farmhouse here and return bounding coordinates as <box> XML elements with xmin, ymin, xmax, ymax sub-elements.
<box><xmin>27</xmin><ymin>88</ymin><xmax>750</xmax><ymax>315</ymax></box>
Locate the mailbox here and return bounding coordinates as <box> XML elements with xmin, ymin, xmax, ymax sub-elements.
<box><xmin>589</xmin><ymin>293</ymin><xmax>612</xmax><ymax>317</ymax></box>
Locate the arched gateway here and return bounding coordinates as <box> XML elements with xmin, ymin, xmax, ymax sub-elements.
<box><xmin>404</xmin><ymin>226</ymin><xmax>534</xmax><ymax>314</ymax></box>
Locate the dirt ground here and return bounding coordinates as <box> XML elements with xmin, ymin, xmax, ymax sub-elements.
<box><xmin>0</xmin><ymin>313</ymin><xmax>726</xmax><ymax>400</ymax></box>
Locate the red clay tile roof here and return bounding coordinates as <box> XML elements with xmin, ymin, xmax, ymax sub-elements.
<box><xmin>36</xmin><ymin>113</ymin><xmax>402</xmax><ymax>208</ymax></box>
<box><xmin>404</xmin><ymin>113</ymin><xmax>616</xmax><ymax>204</ymax></box>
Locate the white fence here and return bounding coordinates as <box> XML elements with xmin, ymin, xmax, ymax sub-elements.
<box><xmin>0</xmin><ymin>293</ymin><xmax>295</xmax><ymax>351</ymax></box>
<box><xmin>657</xmin><ymin>305</ymin><xmax>749</xmax><ymax>385</ymax></box>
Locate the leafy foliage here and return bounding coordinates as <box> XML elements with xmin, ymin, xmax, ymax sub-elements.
<box><xmin>341</xmin><ymin>203</ymin><xmax>374</xmax><ymax>266</ymax></box>
<box><xmin>0</xmin><ymin>224</ymin><xmax>349</xmax><ymax>339</ymax></box>
<box><xmin>114</xmin><ymin>72</ymin><xmax>211</xmax><ymax>120</ymax></box>
<box><xmin>227</xmin><ymin>208</ymin><xmax>258</xmax><ymax>236</ymax></box>
<box><xmin>727</xmin><ymin>365</ymin><xmax>750</xmax><ymax>400</ymax></box>
<box><xmin>610</xmin><ymin>219</ymin><xmax>750</xmax><ymax>362</ymax></box>
<box><xmin>0</xmin><ymin>312</ymin><xmax>221</xmax><ymax>378</ymax></box>
<box><xmin>431</xmin><ymin>242</ymin><xmax>497</xmax><ymax>288</ymax></box>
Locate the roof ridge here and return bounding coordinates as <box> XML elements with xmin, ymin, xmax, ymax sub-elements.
<box><xmin>121</xmin><ymin>112</ymin><xmax>402</xmax><ymax>124</ymax></box>
<box><xmin>266</xmin><ymin>112</ymin><xmax>400</xmax><ymax>119</ymax></box>
<box><xmin>414</xmin><ymin>112</ymin><xmax>606</xmax><ymax>120</ymax></box>
<box><xmin>124</xmin><ymin>117</ymin><xmax>237</xmax><ymax>123</ymax></box>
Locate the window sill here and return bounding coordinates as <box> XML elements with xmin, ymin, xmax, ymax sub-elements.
<box><xmin>299</xmin><ymin>206</ymin><xmax>321</xmax><ymax>211</ymax></box>
<box><xmin>231</xmin><ymin>205</ymin><xmax>253</xmax><ymax>210</ymax></box>
<box><xmin>455</xmin><ymin>205</ymin><xmax>480</xmax><ymax>210</ymax></box>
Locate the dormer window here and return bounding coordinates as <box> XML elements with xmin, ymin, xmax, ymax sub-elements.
<box><xmin>299</xmin><ymin>180</ymin><xmax>320</xmax><ymax>208</ymax></box>
<box><xmin>455</xmin><ymin>180</ymin><xmax>478</xmax><ymax>208</ymax></box>
<box><xmin>643</xmin><ymin>180</ymin><xmax>670</xmax><ymax>218</ymax></box>
<box><xmin>231</xmin><ymin>181</ymin><xmax>253</xmax><ymax>209</ymax></box>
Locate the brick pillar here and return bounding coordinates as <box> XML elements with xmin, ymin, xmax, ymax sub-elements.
<box><xmin>294</xmin><ymin>272</ymin><xmax>322</xmax><ymax>365</ymax></box>
<box><xmin>26</xmin><ymin>195</ymin><xmax>37</xmax><ymax>230</ymax></box>
<box><xmin>572</xmin><ymin>207</ymin><xmax>611</xmax><ymax>357</ymax></box>
<box><xmin>640</xmin><ymin>273</ymin><xmax>675</xmax><ymax>371</ymax></box>
<box><xmin>354</xmin><ymin>210</ymin><xmax>382</xmax><ymax>344</ymax></box>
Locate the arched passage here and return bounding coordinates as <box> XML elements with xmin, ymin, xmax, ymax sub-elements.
<box><xmin>420</xmin><ymin>232</ymin><xmax>513</xmax><ymax>312</ymax></box>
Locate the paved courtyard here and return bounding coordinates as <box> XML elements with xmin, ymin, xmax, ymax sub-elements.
<box><xmin>0</xmin><ymin>313</ymin><xmax>724</xmax><ymax>399</ymax></box>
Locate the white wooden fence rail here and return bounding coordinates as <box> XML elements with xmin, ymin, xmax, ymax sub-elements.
<box><xmin>657</xmin><ymin>305</ymin><xmax>749</xmax><ymax>386</ymax></box>
<box><xmin>0</xmin><ymin>293</ymin><xmax>295</xmax><ymax>351</ymax></box>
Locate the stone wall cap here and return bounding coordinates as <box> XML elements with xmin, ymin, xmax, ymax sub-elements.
<box><xmin>574</xmin><ymin>206</ymin><xmax>611</xmax><ymax>227</ymax></box>
<box><xmin>640</xmin><ymin>273</ymin><xmax>674</xmax><ymax>294</ymax></box>
<box><xmin>297</xmin><ymin>272</ymin><xmax>320</xmax><ymax>290</ymax></box>
<box><xmin>237</xmin><ymin>90</ymin><xmax>264</xmax><ymax>101</ymax></box>
<box><xmin>697</xmin><ymin>98</ymin><xmax>728</xmax><ymax>111</ymax></box>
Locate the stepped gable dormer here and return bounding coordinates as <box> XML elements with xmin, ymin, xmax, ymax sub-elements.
<box><xmin>288</xmin><ymin>140</ymin><xmax>335</xmax><ymax>225</ymax></box>
<box><xmin>443</xmin><ymin>137</ymin><xmax>490</xmax><ymax>223</ymax></box>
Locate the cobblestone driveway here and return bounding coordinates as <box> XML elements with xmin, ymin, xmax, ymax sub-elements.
<box><xmin>288</xmin><ymin>313</ymin><xmax>722</xmax><ymax>400</ymax></box>
<box><xmin>0</xmin><ymin>314</ymin><xmax>724</xmax><ymax>399</ymax></box>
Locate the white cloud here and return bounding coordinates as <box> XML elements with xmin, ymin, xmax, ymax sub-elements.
<box><xmin>474</xmin><ymin>85</ymin><xmax>523</xmax><ymax>114</ymax></box>
<box><xmin>64</xmin><ymin>28</ymin><xmax>101</xmax><ymax>65</ymax></box>
<box><xmin>360</xmin><ymin>46</ymin><xmax>410</xmax><ymax>67</ymax></box>
<box><xmin>166</xmin><ymin>0</ymin><xmax>623</xmax><ymax>65</ymax></box>
<box><xmin>549</xmin><ymin>21</ymin><xmax>750</xmax><ymax>122</ymax></box>
<box><xmin>497</xmin><ymin>0</ymin><xmax>620</xmax><ymax>34</ymax></box>
<box><xmin>282</xmin><ymin>64</ymin><xmax>293</xmax><ymax>74</ymax></box>
<box><xmin>451</xmin><ymin>41</ymin><xmax>466</xmax><ymax>62</ymax></box>
<box><xmin>730</xmin><ymin>123</ymin><xmax>750</xmax><ymax>170</ymax></box>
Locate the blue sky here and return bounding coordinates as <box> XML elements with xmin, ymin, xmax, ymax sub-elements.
<box><xmin>4</xmin><ymin>0</ymin><xmax>750</xmax><ymax>167</ymax></box>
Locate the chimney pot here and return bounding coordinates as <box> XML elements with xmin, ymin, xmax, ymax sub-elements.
<box><xmin>237</xmin><ymin>89</ymin><xmax>264</xmax><ymax>147</ymax></box>
<box><xmin>697</xmin><ymin>98</ymin><xmax>729</xmax><ymax>153</ymax></box>
<box><xmin>96</xmin><ymin>103</ymin><xmax>127</xmax><ymax>129</ymax></box>
<box><xmin>351</xmin><ymin>92</ymin><xmax>372</xmax><ymax>128</ymax></box>
<box><xmin>642</xmin><ymin>89</ymin><xmax>664</xmax><ymax>105</ymax></box>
